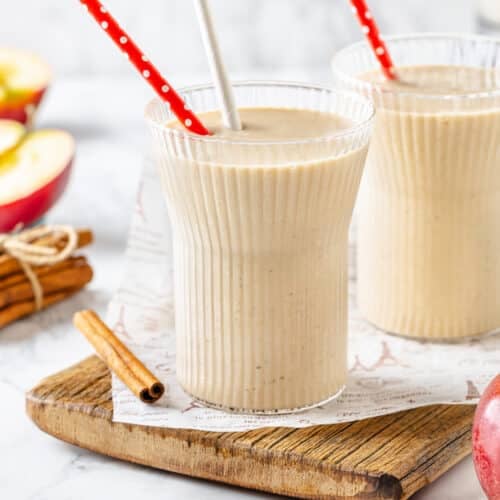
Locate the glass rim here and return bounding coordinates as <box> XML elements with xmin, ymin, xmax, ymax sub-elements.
<box><xmin>145</xmin><ymin>80</ymin><xmax>375</xmax><ymax>147</ymax></box>
<box><xmin>331</xmin><ymin>32</ymin><xmax>500</xmax><ymax>101</ymax></box>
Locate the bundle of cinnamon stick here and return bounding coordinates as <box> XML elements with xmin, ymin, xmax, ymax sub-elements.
<box><xmin>0</xmin><ymin>228</ymin><xmax>94</xmax><ymax>329</ymax></box>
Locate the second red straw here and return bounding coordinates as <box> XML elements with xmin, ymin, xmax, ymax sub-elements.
<box><xmin>349</xmin><ymin>0</ymin><xmax>396</xmax><ymax>80</ymax></box>
<box><xmin>80</xmin><ymin>0</ymin><xmax>210</xmax><ymax>135</ymax></box>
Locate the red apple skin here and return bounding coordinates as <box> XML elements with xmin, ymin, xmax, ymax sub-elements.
<box><xmin>0</xmin><ymin>87</ymin><xmax>47</xmax><ymax>125</ymax></box>
<box><xmin>473</xmin><ymin>375</ymin><xmax>500</xmax><ymax>500</ymax></box>
<box><xmin>0</xmin><ymin>158</ymin><xmax>73</xmax><ymax>232</ymax></box>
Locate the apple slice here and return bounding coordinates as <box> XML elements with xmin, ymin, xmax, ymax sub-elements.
<box><xmin>0</xmin><ymin>119</ymin><xmax>25</xmax><ymax>156</ymax></box>
<box><xmin>0</xmin><ymin>48</ymin><xmax>51</xmax><ymax>125</ymax></box>
<box><xmin>0</xmin><ymin>129</ymin><xmax>74</xmax><ymax>231</ymax></box>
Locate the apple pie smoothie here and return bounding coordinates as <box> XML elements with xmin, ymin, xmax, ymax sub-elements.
<box><xmin>333</xmin><ymin>34</ymin><xmax>500</xmax><ymax>340</ymax></box>
<box><xmin>146</xmin><ymin>82</ymin><xmax>373</xmax><ymax>413</ymax></box>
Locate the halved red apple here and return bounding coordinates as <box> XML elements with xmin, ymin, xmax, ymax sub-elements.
<box><xmin>0</xmin><ymin>119</ymin><xmax>25</xmax><ymax>156</ymax></box>
<box><xmin>0</xmin><ymin>130</ymin><xmax>74</xmax><ymax>232</ymax></box>
<box><xmin>0</xmin><ymin>48</ymin><xmax>51</xmax><ymax>125</ymax></box>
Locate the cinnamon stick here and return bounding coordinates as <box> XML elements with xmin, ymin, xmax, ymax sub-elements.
<box><xmin>73</xmin><ymin>310</ymin><xmax>165</xmax><ymax>403</ymax></box>
<box><xmin>0</xmin><ymin>228</ymin><xmax>93</xmax><ymax>279</ymax></box>
<box><xmin>0</xmin><ymin>288</ymin><xmax>81</xmax><ymax>329</ymax></box>
<box><xmin>0</xmin><ymin>256</ymin><xmax>87</xmax><ymax>290</ymax></box>
<box><xmin>0</xmin><ymin>261</ymin><xmax>93</xmax><ymax>309</ymax></box>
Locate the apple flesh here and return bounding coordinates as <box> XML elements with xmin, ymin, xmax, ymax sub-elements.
<box><xmin>473</xmin><ymin>375</ymin><xmax>500</xmax><ymax>500</ymax></box>
<box><xmin>0</xmin><ymin>48</ymin><xmax>51</xmax><ymax>125</ymax></box>
<box><xmin>0</xmin><ymin>119</ymin><xmax>25</xmax><ymax>156</ymax></box>
<box><xmin>0</xmin><ymin>130</ymin><xmax>74</xmax><ymax>231</ymax></box>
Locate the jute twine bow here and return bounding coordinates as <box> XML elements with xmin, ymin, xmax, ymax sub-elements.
<box><xmin>0</xmin><ymin>225</ymin><xmax>78</xmax><ymax>311</ymax></box>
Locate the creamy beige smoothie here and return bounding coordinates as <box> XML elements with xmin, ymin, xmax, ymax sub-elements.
<box><xmin>147</xmin><ymin>85</ymin><xmax>373</xmax><ymax>412</ymax></box>
<box><xmin>353</xmin><ymin>63</ymin><xmax>500</xmax><ymax>340</ymax></box>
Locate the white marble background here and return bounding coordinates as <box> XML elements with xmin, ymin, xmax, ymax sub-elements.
<box><xmin>0</xmin><ymin>1</ymin><xmax>491</xmax><ymax>499</ymax></box>
<box><xmin>4</xmin><ymin>0</ymin><xmax>475</xmax><ymax>79</ymax></box>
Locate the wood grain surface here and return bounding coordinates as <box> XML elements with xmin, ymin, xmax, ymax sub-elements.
<box><xmin>26</xmin><ymin>356</ymin><xmax>475</xmax><ymax>499</ymax></box>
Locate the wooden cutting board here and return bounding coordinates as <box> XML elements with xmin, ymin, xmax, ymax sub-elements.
<box><xmin>26</xmin><ymin>355</ymin><xmax>474</xmax><ymax>500</ymax></box>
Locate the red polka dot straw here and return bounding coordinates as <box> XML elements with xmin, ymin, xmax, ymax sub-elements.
<box><xmin>80</xmin><ymin>0</ymin><xmax>210</xmax><ymax>135</ymax></box>
<box><xmin>349</xmin><ymin>0</ymin><xmax>397</xmax><ymax>80</ymax></box>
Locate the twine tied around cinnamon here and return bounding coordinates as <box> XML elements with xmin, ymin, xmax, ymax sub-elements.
<box><xmin>0</xmin><ymin>225</ymin><xmax>78</xmax><ymax>311</ymax></box>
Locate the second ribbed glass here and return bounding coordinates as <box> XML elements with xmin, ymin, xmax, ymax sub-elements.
<box><xmin>146</xmin><ymin>82</ymin><xmax>373</xmax><ymax>413</ymax></box>
<box><xmin>333</xmin><ymin>34</ymin><xmax>500</xmax><ymax>341</ymax></box>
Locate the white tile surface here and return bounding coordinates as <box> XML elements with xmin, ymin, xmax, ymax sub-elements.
<box><xmin>0</xmin><ymin>74</ymin><xmax>486</xmax><ymax>499</ymax></box>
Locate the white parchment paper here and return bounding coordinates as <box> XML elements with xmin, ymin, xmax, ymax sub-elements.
<box><xmin>109</xmin><ymin>162</ymin><xmax>499</xmax><ymax>432</ymax></box>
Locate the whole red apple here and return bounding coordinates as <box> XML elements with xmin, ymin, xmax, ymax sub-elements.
<box><xmin>473</xmin><ymin>375</ymin><xmax>500</xmax><ymax>500</ymax></box>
